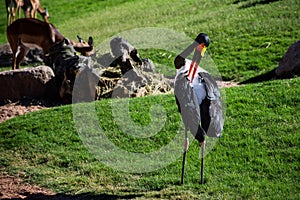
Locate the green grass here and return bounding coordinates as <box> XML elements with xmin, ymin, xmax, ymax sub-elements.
<box><xmin>1</xmin><ymin>0</ymin><xmax>299</xmax><ymax>81</ymax></box>
<box><xmin>1</xmin><ymin>78</ymin><xmax>300</xmax><ymax>199</ymax></box>
<box><xmin>1</xmin><ymin>0</ymin><xmax>300</xmax><ymax>198</ymax></box>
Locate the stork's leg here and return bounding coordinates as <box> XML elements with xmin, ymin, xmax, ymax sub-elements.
<box><xmin>181</xmin><ymin>127</ymin><xmax>189</xmax><ymax>185</ymax></box>
<box><xmin>200</xmin><ymin>140</ymin><xmax>205</xmax><ymax>184</ymax></box>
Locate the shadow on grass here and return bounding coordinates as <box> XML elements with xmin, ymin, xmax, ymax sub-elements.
<box><xmin>3</xmin><ymin>192</ymin><xmax>144</xmax><ymax>200</ymax></box>
<box><xmin>239</xmin><ymin>68</ymin><xmax>299</xmax><ymax>85</ymax></box>
<box><xmin>239</xmin><ymin>69</ymin><xmax>277</xmax><ymax>84</ymax></box>
<box><xmin>233</xmin><ymin>0</ymin><xmax>280</xmax><ymax>9</ymax></box>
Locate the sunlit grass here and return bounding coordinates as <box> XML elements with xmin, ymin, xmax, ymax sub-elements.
<box><xmin>0</xmin><ymin>0</ymin><xmax>299</xmax><ymax>81</ymax></box>
<box><xmin>0</xmin><ymin>0</ymin><xmax>299</xmax><ymax>198</ymax></box>
<box><xmin>1</xmin><ymin>78</ymin><xmax>299</xmax><ymax>198</ymax></box>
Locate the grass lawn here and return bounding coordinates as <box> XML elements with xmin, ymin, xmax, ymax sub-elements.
<box><xmin>0</xmin><ymin>0</ymin><xmax>299</xmax><ymax>199</ymax></box>
<box><xmin>1</xmin><ymin>78</ymin><xmax>299</xmax><ymax>199</ymax></box>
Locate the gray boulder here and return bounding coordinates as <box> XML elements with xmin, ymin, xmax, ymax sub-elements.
<box><xmin>110</xmin><ymin>37</ymin><xmax>143</xmax><ymax>74</ymax></box>
<box><xmin>0</xmin><ymin>66</ymin><xmax>57</xmax><ymax>104</ymax></box>
<box><xmin>276</xmin><ymin>40</ymin><xmax>300</xmax><ymax>78</ymax></box>
<box><xmin>112</xmin><ymin>68</ymin><xmax>148</xmax><ymax>98</ymax></box>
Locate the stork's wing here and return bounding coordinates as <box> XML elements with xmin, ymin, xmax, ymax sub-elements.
<box><xmin>199</xmin><ymin>72</ymin><xmax>224</xmax><ymax>138</ymax></box>
<box><xmin>199</xmin><ymin>72</ymin><xmax>220</xmax><ymax>100</ymax></box>
<box><xmin>174</xmin><ymin>73</ymin><xmax>201</xmax><ymax>138</ymax></box>
<box><xmin>207</xmin><ymin>98</ymin><xmax>223</xmax><ymax>137</ymax></box>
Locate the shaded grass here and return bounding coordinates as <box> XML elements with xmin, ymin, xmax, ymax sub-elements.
<box><xmin>1</xmin><ymin>77</ymin><xmax>299</xmax><ymax>198</ymax></box>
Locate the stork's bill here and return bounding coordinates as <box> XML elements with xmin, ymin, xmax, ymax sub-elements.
<box><xmin>187</xmin><ymin>43</ymin><xmax>207</xmax><ymax>82</ymax></box>
<box><xmin>196</xmin><ymin>43</ymin><xmax>207</xmax><ymax>57</ymax></box>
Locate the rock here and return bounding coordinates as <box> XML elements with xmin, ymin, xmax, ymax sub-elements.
<box><xmin>0</xmin><ymin>43</ymin><xmax>44</xmax><ymax>67</ymax></box>
<box><xmin>110</xmin><ymin>37</ymin><xmax>139</xmax><ymax>62</ymax></box>
<box><xmin>275</xmin><ymin>40</ymin><xmax>300</xmax><ymax>78</ymax></box>
<box><xmin>46</xmin><ymin>39</ymin><xmax>100</xmax><ymax>104</ymax></box>
<box><xmin>139</xmin><ymin>58</ymin><xmax>155</xmax><ymax>72</ymax></box>
<box><xmin>112</xmin><ymin>68</ymin><xmax>148</xmax><ymax>98</ymax></box>
<box><xmin>72</xmin><ymin>65</ymin><xmax>100</xmax><ymax>103</ymax></box>
<box><xmin>0</xmin><ymin>43</ymin><xmax>13</xmax><ymax>67</ymax></box>
<box><xmin>95</xmin><ymin>37</ymin><xmax>172</xmax><ymax>99</ymax></box>
<box><xmin>112</xmin><ymin>85</ymin><xmax>131</xmax><ymax>98</ymax></box>
<box><xmin>110</xmin><ymin>37</ymin><xmax>142</xmax><ymax>74</ymax></box>
<box><xmin>0</xmin><ymin>66</ymin><xmax>57</xmax><ymax>104</ymax></box>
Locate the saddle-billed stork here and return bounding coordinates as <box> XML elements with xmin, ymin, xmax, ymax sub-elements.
<box><xmin>174</xmin><ymin>33</ymin><xmax>223</xmax><ymax>184</ymax></box>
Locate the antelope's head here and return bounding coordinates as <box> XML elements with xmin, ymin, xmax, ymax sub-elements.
<box><xmin>72</xmin><ymin>36</ymin><xmax>94</xmax><ymax>56</ymax></box>
<box><xmin>42</xmin><ymin>7</ymin><xmax>50</xmax><ymax>23</ymax></box>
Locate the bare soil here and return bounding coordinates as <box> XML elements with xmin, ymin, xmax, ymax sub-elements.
<box><xmin>0</xmin><ymin>102</ymin><xmax>46</xmax><ymax>123</ymax></box>
<box><xmin>0</xmin><ymin>172</ymin><xmax>55</xmax><ymax>199</ymax></box>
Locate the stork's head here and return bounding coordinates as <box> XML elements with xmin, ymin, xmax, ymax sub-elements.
<box><xmin>195</xmin><ymin>33</ymin><xmax>210</xmax><ymax>47</ymax></box>
<box><xmin>174</xmin><ymin>33</ymin><xmax>210</xmax><ymax>69</ymax></box>
<box><xmin>195</xmin><ymin>33</ymin><xmax>210</xmax><ymax>57</ymax></box>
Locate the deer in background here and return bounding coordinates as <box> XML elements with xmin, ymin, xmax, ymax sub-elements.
<box><xmin>23</xmin><ymin>0</ymin><xmax>49</xmax><ymax>23</ymax></box>
<box><xmin>71</xmin><ymin>35</ymin><xmax>94</xmax><ymax>57</ymax></box>
<box><xmin>5</xmin><ymin>0</ymin><xmax>24</xmax><ymax>25</ymax></box>
<box><xmin>7</xmin><ymin>18</ymin><xmax>94</xmax><ymax>70</ymax></box>
<box><xmin>5</xmin><ymin>0</ymin><xmax>49</xmax><ymax>26</ymax></box>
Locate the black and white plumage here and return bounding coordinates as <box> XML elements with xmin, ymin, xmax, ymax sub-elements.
<box><xmin>174</xmin><ymin>33</ymin><xmax>224</xmax><ymax>184</ymax></box>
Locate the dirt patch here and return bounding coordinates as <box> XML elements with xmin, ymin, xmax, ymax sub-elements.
<box><xmin>216</xmin><ymin>80</ymin><xmax>239</xmax><ymax>88</ymax></box>
<box><xmin>0</xmin><ymin>172</ymin><xmax>55</xmax><ymax>199</ymax></box>
<box><xmin>0</xmin><ymin>102</ymin><xmax>46</xmax><ymax>123</ymax></box>
<box><xmin>0</xmin><ymin>98</ymin><xmax>62</xmax><ymax>123</ymax></box>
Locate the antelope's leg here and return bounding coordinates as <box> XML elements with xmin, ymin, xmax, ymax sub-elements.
<box><xmin>12</xmin><ymin>51</ymin><xmax>17</xmax><ymax>70</ymax></box>
<box><xmin>10</xmin><ymin>42</ymin><xmax>19</xmax><ymax>70</ymax></box>
<box><xmin>15</xmin><ymin>45</ymin><xmax>29</xmax><ymax>69</ymax></box>
<box><xmin>11</xmin><ymin>7</ymin><xmax>16</xmax><ymax>23</ymax></box>
<box><xmin>17</xmin><ymin>7</ymin><xmax>21</xmax><ymax>19</ymax></box>
<box><xmin>7</xmin><ymin>11</ymin><xmax>11</xmax><ymax>26</ymax></box>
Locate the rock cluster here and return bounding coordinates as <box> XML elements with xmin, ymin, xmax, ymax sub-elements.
<box><xmin>95</xmin><ymin>37</ymin><xmax>173</xmax><ymax>99</ymax></box>
<box><xmin>0</xmin><ymin>37</ymin><xmax>173</xmax><ymax>104</ymax></box>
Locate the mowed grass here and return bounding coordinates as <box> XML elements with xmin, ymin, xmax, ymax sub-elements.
<box><xmin>0</xmin><ymin>0</ymin><xmax>299</xmax><ymax>81</ymax></box>
<box><xmin>0</xmin><ymin>0</ymin><xmax>299</xmax><ymax>199</ymax></box>
<box><xmin>1</xmin><ymin>77</ymin><xmax>300</xmax><ymax>199</ymax></box>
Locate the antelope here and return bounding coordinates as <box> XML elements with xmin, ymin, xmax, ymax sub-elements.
<box><xmin>71</xmin><ymin>35</ymin><xmax>94</xmax><ymax>57</ymax></box>
<box><xmin>22</xmin><ymin>0</ymin><xmax>49</xmax><ymax>23</ymax></box>
<box><xmin>5</xmin><ymin>0</ymin><xmax>49</xmax><ymax>26</ymax></box>
<box><xmin>7</xmin><ymin>18</ymin><xmax>94</xmax><ymax>70</ymax></box>
<box><xmin>5</xmin><ymin>0</ymin><xmax>24</xmax><ymax>25</ymax></box>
